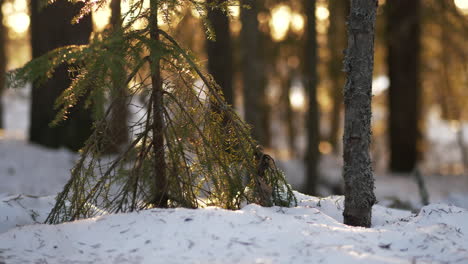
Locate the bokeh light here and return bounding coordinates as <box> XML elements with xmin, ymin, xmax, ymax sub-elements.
<box><xmin>290</xmin><ymin>13</ymin><xmax>304</xmax><ymax>34</ymax></box>
<box><xmin>270</xmin><ymin>5</ymin><xmax>291</xmax><ymax>42</ymax></box>
<box><xmin>454</xmin><ymin>0</ymin><xmax>468</xmax><ymax>14</ymax></box>
<box><xmin>6</xmin><ymin>12</ymin><xmax>29</xmax><ymax>34</ymax></box>
<box><xmin>316</xmin><ymin>6</ymin><xmax>329</xmax><ymax>21</ymax></box>
<box><xmin>289</xmin><ymin>82</ymin><xmax>306</xmax><ymax>111</ymax></box>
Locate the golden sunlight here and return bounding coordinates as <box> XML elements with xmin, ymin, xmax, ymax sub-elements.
<box><xmin>6</xmin><ymin>12</ymin><xmax>29</xmax><ymax>34</ymax></box>
<box><xmin>454</xmin><ymin>0</ymin><xmax>468</xmax><ymax>14</ymax></box>
<box><xmin>92</xmin><ymin>1</ymin><xmax>159</xmax><ymax>31</ymax></box>
<box><xmin>290</xmin><ymin>12</ymin><xmax>304</xmax><ymax>34</ymax></box>
<box><xmin>93</xmin><ymin>6</ymin><xmax>111</xmax><ymax>31</ymax></box>
<box><xmin>229</xmin><ymin>5</ymin><xmax>240</xmax><ymax>18</ymax></box>
<box><xmin>2</xmin><ymin>2</ymin><xmax>14</xmax><ymax>15</ymax></box>
<box><xmin>455</xmin><ymin>0</ymin><xmax>468</xmax><ymax>9</ymax></box>
<box><xmin>289</xmin><ymin>83</ymin><xmax>305</xmax><ymax>111</ymax></box>
<box><xmin>270</xmin><ymin>4</ymin><xmax>291</xmax><ymax>42</ymax></box>
<box><xmin>190</xmin><ymin>7</ymin><xmax>201</xmax><ymax>18</ymax></box>
<box><xmin>316</xmin><ymin>5</ymin><xmax>329</xmax><ymax>21</ymax></box>
<box><xmin>12</xmin><ymin>0</ymin><xmax>27</xmax><ymax>11</ymax></box>
<box><xmin>3</xmin><ymin>0</ymin><xmax>29</xmax><ymax>36</ymax></box>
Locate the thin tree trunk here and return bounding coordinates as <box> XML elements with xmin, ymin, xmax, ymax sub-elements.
<box><xmin>342</xmin><ymin>0</ymin><xmax>377</xmax><ymax>227</ymax></box>
<box><xmin>110</xmin><ymin>0</ymin><xmax>121</xmax><ymax>27</ymax></box>
<box><xmin>386</xmin><ymin>0</ymin><xmax>421</xmax><ymax>173</ymax></box>
<box><xmin>0</xmin><ymin>0</ymin><xmax>6</xmax><ymax>129</ymax></box>
<box><xmin>29</xmin><ymin>0</ymin><xmax>93</xmax><ymax>151</ymax></box>
<box><xmin>283</xmin><ymin>75</ymin><xmax>296</xmax><ymax>157</ymax></box>
<box><xmin>438</xmin><ymin>5</ymin><xmax>467</xmax><ymax>174</ymax></box>
<box><xmin>206</xmin><ymin>0</ymin><xmax>233</xmax><ymax>106</ymax></box>
<box><xmin>104</xmin><ymin>0</ymin><xmax>129</xmax><ymax>153</ymax></box>
<box><xmin>304</xmin><ymin>0</ymin><xmax>320</xmax><ymax>195</ymax></box>
<box><xmin>327</xmin><ymin>0</ymin><xmax>348</xmax><ymax>153</ymax></box>
<box><xmin>149</xmin><ymin>0</ymin><xmax>168</xmax><ymax>208</ymax></box>
<box><xmin>240</xmin><ymin>0</ymin><xmax>268</xmax><ymax>146</ymax></box>
<box><xmin>457</xmin><ymin>127</ymin><xmax>468</xmax><ymax>174</ymax></box>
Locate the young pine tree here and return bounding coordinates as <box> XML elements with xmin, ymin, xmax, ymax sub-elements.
<box><xmin>10</xmin><ymin>0</ymin><xmax>296</xmax><ymax>224</ymax></box>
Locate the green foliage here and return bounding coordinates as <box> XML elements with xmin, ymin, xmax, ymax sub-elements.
<box><xmin>13</xmin><ymin>0</ymin><xmax>296</xmax><ymax>224</ymax></box>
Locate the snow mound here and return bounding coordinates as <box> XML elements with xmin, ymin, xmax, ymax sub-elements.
<box><xmin>1</xmin><ymin>193</ymin><xmax>467</xmax><ymax>264</ymax></box>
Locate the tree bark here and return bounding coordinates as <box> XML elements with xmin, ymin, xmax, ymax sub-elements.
<box><xmin>240</xmin><ymin>0</ymin><xmax>268</xmax><ymax>146</ymax></box>
<box><xmin>327</xmin><ymin>0</ymin><xmax>349</xmax><ymax>153</ymax></box>
<box><xmin>149</xmin><ymin>0</ymin><xmax>168</xmax><ymax>208</ymax></box>
<box><xmin>0</xmin><ymin>0</ymin><xmax>6</xmax><ymax>129</ymax></box>
<box><xmin>303</xmin><ymin>0</ymin><xmax>320</xmax><ymax>195</ymax></box>
<box><xmin>206</xmin><ymin>0</ymin><xmax>233</xmax><ymax>106</ymax></box>
<box><xmin>342</xmin><ymin>0</ymin><xmax>377</xmax><ymax>227</ymax></box>
<box><xmin>386</xmin><ymin>0</ymin><xmax>421</xmax><ymax>173</ymax></box>
<box><xmin>104</xmin><ymin>0</ymin><xmax>129</xmax><ymax>153</ymax></box>
<box><xmin>29</xmin><ymin>0</ymin><xmax>93</xmax><ymax>151</ymax></box>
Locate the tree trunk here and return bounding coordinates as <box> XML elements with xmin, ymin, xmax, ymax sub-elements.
<box><xmin>29</xmin><ymin>0</ymin><xmax>93</xmax><ymax>151</ymax></box>
<box><xmin>0</xmin><ymin>0</ymin><xmax>6</xmax><ymax>129</ymax></box>
<box><xmin>342</xmin><ymin>0</ymin><xmax>377</xmax><ymax>227</ymax></box>
<box><xmin>327</xmin><ymin>0</ymin><xmax>349</xmax><ymax>153</ymax></box>
<box><xmin>149</xmin><ymin>0</ymin><xmax>168</xmax><ymax>208</ymax></box>
<box><xmin>386</xmin><ymin>0</ymin><xmax>421</xmax><ymax>173</ymax></box>
<box><xmin>104</xmin><ymin>0</ymin><xmax>129</xmax><ymax>153</ymax></box>
<box><xmin>110</xmin><ymin>0</ymin><xmax>121</xmax><ymax>28</ymax></box>
<box><xmin>206</xmin><ymin>0</ymin><xmax>233</xmax><ymax>106</ymax></box>
<box><xmin>283</xmin><ymin>75</ymin><xmax>296</xmax><ymax>157</ymax></box>
<box><xmin>303</xmin><ymin>0</ymin><xmax>320</xmax><ymax>195</ymax></box>
<box><xmin>240</xmin><ymin>0</ymin><xmax>268</xmax><ymax>146</ymax></box>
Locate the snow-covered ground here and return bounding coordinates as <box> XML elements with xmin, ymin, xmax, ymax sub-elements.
<box><xmin>277</xmin><ymin>156</ymin><xmax>468</xmax><ymax>210</ymax></box>
<box><xmin>1</xmin><ymin>87</ymin><xmax>468</xmax><ymax>263</ymax></box>
<box><xmin>1</xmin><ymin>193</ymin><xmax>467</xmax><ymax>263</ymax></box>
<box><xmin>0</xmin><ymin>140</ymin><xmax>76</xmax><ymax>197</ymax></box>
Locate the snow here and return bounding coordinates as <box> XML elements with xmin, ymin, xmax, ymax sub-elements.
<box><xmin>0</xmin><ymin>140</ymin><xmax>77</xmax><ymax>197</ymax></box>
<box><xmin>1</xmin><ymin>87</ymin><xmax>468</xmax><ymax>263</ymax></box>
<box><xmin>1</xmin><ymin>85</ymin><xmax>30</xmax><ymax>140</ymax></box>
<box><xmin>277</xmin><ymin>155</ymin><xmax>468</xmax><ymax>210</ymax></box>
<box><xmin>1</xmin><ymin>193</ymin><xmax>468</xmax><ymax>264</ymax></box>
<box><xmin>0</xmin><ymin>194</ymin><xmax>55</xmax><ymax>233</ymax></box>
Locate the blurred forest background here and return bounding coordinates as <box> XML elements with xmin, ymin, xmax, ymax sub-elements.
<box><xmin>0</xmin><ymin>0</ymin><xmax>467</xmax><ymax>202</ymax></box>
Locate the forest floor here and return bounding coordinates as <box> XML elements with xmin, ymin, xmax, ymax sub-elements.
<box><xmin>1</xmin><ymin>189</ymin><xmax>467</xmax><ymax>263</ymax></box>
<box><xmin>1</xmin><ymin>87</ymin><xmax>468</xmax><ymax>263</ymax></box>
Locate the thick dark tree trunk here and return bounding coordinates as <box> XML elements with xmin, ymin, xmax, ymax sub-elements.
<box><xmin>104</xmin><ymin>0</ymin><xmax>129</xmax><ymax>153</ymax></box>
<box><xmin>206</xmin><ymin>0</ymin><xmax>233</xmax><ymax>106</ymax></box>
<box><xmin>303</xmin><ymin>0</ymin><xmax>320</xmax><ymax>195</ymax></box>
<box><xmin>327</xmin><ymin>0</ymin><xmax>349</xmax><ymax>153</ymax></box>
<box><xmin>29</xmin><ymin>0</ymin><xmax>93</xmax><ymax>151</ymax></box>
<box><xmin>386</xmin><ymin>0</ymin><xmax>421</xmax><ymax>173</ymax></box>
<box><xmin>342</xmin><ymin>0</ymin><xmax>377</xmax><ymax>227</ymax></box>
<box><xmin>0</xmin><ymin>1</ymin><xmax>6</xmax><ymax>129</ymax></box>
<box><xmin>149</xmin><ymin>0</ymin><xmax>168</xmax><ymax>208</ymax></box>
<box><xmin>240</xmin><ymin>0</ymin><xmax>268</xmax><ymax>146</ymax></box>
